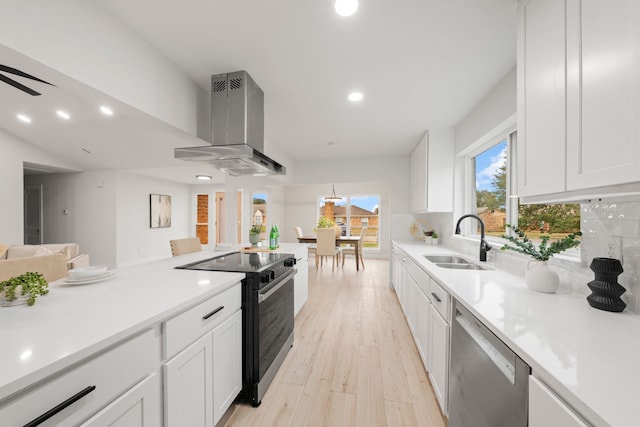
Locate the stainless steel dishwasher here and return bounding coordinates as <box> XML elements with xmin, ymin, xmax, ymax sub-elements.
<box><xmin>448</xmin><ymin>299</ymin><xmax>530</xmax><ymax>427</ymax></box>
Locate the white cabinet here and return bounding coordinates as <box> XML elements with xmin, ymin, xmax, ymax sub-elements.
<box><xmin>293</xmin><ymin>247</ymin><xmax>309</xmax><ymax>316</ymax></box>
<box><xmin>414</xmin><ymin>283</ymin><xmax>431</xmax><ymax>371</ymax></box>
<box><xmin>405</xmin><ymin>274</ymin><xmax>418</xmax><ymax>333</ymax></box>
<box><xmin>429</xmin><ymin>306</ymin><xmax>449</xmax><ymax>416</ymax></box>
<box><xmin>162</xmin><ymin>282</ymin><xmax>243</xmax><ymax>427</ymax></box>
<box><xmin>164</xmin><ymin>332</ymin><xmax>214</xmax><ymax>427</ymax></box>
<box><xmin>212</xmin><ymin>310</ymin><xmax>242</xmax><ymax>425</ymax></box>
<box><xmin>529</xmin><ymin>376</ymin><xmax>589</xmax><ymax>427</ymax></box>
<box><xmin>518</xmin><ymin>0</ymin><xmax>640</xmax><ymax>201</ymax></box>
<box><xmin>81</xmin><ymin>374</ymin><xmax>160</xmax><ymax>427</ymax></box>
<box><xmin>1</xmin><ymin>329</ymin><xmax>159</xmax><ymax>427</ymax></box>
<box><xmin>517</xmin><ymin>0</ymin><xmax>567</xmax><ymax>197</ymax></box>
<box><xmin>409</xmin><ymin>129</ymin><xmax>454</xmax><ymax>213</ymax></box>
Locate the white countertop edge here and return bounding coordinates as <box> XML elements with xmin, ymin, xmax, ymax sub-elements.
<box><xmin>393</xmin><ymin>239</ymin><xmax>631</xmax><ymax>427</ymax></box>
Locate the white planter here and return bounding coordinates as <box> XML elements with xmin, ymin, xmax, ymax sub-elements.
<box><xmin>525</xmin><ymin>261</ymin><xmax>559</xmax><ymax>293</ymax></box>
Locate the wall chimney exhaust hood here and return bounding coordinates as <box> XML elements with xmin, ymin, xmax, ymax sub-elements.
<box><xmin>175</xmin><ymin>71</ymin><xmax>285</xmax><ymax>176</ymax></box>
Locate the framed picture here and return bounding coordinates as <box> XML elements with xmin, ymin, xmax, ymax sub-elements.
<box><xmin>150</xmin><ymin>194</ymin><xmax>172</xmax><ymax>228</ymax></box>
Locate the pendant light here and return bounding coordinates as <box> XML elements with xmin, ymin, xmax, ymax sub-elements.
<box><xmin>325</xmin><ymin>184</ymin><xmax>342</xmax><ymax>201</ymax></box>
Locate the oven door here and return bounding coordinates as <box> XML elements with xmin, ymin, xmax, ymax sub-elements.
<box><xmin>257</xmin><ymin>270</ymin><xmax>294</xmax><ymax>379</ymax></box>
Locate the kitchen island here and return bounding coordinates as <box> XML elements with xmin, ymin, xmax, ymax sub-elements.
<box><xmin>394</xmin><ymin>240</ymin><xmax>640</xmax><ymax>427</ymax></box>
<box><xmin>0</xmin><ymin>243</ymin><xmax>308</xmax><ymax>426</ymax></box>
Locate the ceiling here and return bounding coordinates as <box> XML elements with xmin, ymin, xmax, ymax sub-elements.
<box><xmin>2</xmin><ymin>0</ymin><xmax>517</xmax><ymax>184</ymax></box>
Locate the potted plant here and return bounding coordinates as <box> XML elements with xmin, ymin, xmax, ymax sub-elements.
<box><xmin>315</xmin><ymin>216</ymin><xmax>341</xmax><ymax>237</ymax></box>
<box><xmin>0</xmin><ymin>272</ymin><xmax>49</xmax><ymax>306</ymax></box>
<box><xmin>500</xmin><ymin>224</ymin><xmax>582</xmax><ymax>293</ymax></box>
<box><xmin>249</xmin><ymin>222</ymin><xmax>263</xmax><ymax>246</ymax></box>
<box><xmin>431</xmin><ymin>231</ymin><xmax>439</xmax><ymax>245</ymax></box>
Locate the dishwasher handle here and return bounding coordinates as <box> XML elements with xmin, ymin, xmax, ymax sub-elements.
<box><xmin>455</xmin><ymin>308</ymin><xmax>516</xmax><ymax>384</ymax></box>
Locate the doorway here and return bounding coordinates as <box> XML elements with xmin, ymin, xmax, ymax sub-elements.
<box><xmin>214</xmin><ymin>191</ymin><xmax>242</xmax><ymax>244</ymax></box>
<box><xmin>24</xmin><ymin>184</ymin><xmax>43</xmax><ymax>244</ymax></box>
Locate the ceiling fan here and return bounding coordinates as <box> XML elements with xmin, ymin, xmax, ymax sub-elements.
<box><xmin>0</xmin><ymin>64</ymin><xmax>55</xmax><ymax>96</ymax></box>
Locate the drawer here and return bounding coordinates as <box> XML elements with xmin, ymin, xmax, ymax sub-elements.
<box><xmin>405</xmin><ymin>258</ymin><xmax>429</xmax><ymax>297</ymax></box>
<box><xmin>164</xmin><ymin>283</ymin><xmax>241</xmax><ymax>360</ymax></box>
<box><xmin>0</xmin><ymin>328</ymin><xmax>157</xmax><ymax>427</ymax></box>
<box><xmin>429</xmin><ymin>278</ymin><xmax>451</xmax><ymax>322</ymax></box>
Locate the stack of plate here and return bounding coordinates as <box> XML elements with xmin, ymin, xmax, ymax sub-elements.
<box><xmin>63</xmin><ymin>266</ymin><xmax>116</xmax><ymax>285</ymax></box>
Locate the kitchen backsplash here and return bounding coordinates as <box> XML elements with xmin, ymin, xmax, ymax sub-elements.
<box><xmin>416</xmin><ymin>201</ymin><xmax>640</xmax><ymax>314</ymax></box>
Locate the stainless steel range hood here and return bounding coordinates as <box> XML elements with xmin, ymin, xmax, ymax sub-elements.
<box><xmin>175</xmin><ymin>71</ymin><xmax>285</xmax><ymax>176</ymax></box>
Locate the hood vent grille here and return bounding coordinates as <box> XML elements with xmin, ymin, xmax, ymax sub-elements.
<box><xmin>175</xmin><ymin>70</ymin><xmax>285</xmax><ymax>176</ymax></box>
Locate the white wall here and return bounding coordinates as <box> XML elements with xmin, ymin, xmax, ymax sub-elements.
<box><xmin>115</xmin><ymin>173</ymin><xmax>192</xmax><ymax>267</ymax></box>
<box><xmin>1</xmin><ymin>129</ymin><xmax>80</xmax><ymax>244</ymax></box>
<box><xmin>0</xmin><ymin>0</ymin><xmax>204</xmax><ymax>136</ymax></box>
<box><xmin>454</xmin><ymin>67</ymin><xmax>517</xmax><ymax>155</ymax></box>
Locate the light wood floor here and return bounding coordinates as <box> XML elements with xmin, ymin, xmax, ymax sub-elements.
<box><xmin>221</xmin><ymin>258</ymin><xmax>447</xmax><ymax>427</ymax></box>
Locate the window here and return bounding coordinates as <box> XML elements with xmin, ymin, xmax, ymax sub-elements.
<box><xmin>319</xmin><ymin>195</ymin><xmax>380</xmax><ymax>249</ymax></box>
<box><xmin>252</xmin><ymin>192</ymin><xmax>267</xmax><ymax>239</ymax></box>
<box><xmin>470</xmin><ymin>132</ymin><xmax>580</xmax><ymax>249</ymax></box>
<box><xmin>196</xmin><ymin>194</ymin><xmax>208</xmax><ymax>244</ymax></box>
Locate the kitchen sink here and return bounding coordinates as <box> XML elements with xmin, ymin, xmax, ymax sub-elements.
<box><xmin>434</xmin><ymin>262</ymin><xmax>493</xmax><ymax>271</ymax></box>
<box><xmin>423</xmin><ymin>255</ymin><xmax>471</xmax><ymax>264</ymax></box>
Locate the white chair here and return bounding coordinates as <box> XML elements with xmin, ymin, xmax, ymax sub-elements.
<box><xmin>342</xmin><ymin>227</ymin><xmax>366</xmax><ymax>269</ymax></box>
<box><xmin>316</xmin><ymin>228</ymin><xmax>342</xmax><ymax>271</ymax></box>
<box><xmin>295</xmin><ymin>226</ymin><xmax>317</xmax><ymax>262</ymax></box>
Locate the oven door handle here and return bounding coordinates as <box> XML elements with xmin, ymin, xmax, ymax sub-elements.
<box><xmin>258</xmin><ymin>270</ymin><xmax>294</xmax><ymax>304</ymax></box>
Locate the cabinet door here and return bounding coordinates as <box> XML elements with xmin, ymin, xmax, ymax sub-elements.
<box><xmin>410</xmin><ymin>134</ymin><xmax>428</xmax><ymax>213</ymax></box>
<box><xmin>294</xmin><ymin>256</ymin><xmax>309</xmax><ymax>316</ymax></box>
<box><xmin>415</xmin><ymin>289</ymin><xmax>431</xmax><ymax>372</ymax></box>
<box><xmin>212</xmin><ymin>310</ymin><xmax>242</xmax><ymax>425</ymax></box>
<box><xmin>429</xmin><ymin>308</ymin><xmax>449</xmax><ymax>416</ymax></box>
<box><xmin>566</xmin><ymin>0</ymin><xmax>640</xmax><ymax>190</ymax></box>
<box><xmin>529</xmin><ymin>376</ymin><xmax>588</xmax><ymax>427</ymax></box>
<box><xmin>517</xmin><ymin>0</ymin><xmax>567</xmax><ymax>197</ymax></box>
<box><xmin>163</xmin><ymin>333</ymin><xmax>213</xmax><ymax>427</ymax></box>
<box><xmin>80</xmin><ymin>374</ymin><xmax>160</xmax><ymax>427</ymax></box>
<box><xmin>405</xmin><ymin>274</ymin><xmax>418</xmax><ymax>333</ymax></box>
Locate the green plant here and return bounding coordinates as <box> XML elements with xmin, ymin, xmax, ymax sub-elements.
<box><xmin>431</xmin><ymin>231</ymin><xmax>439</xmax><ymax>239</ymax></box>
<box><xmin>500</xmin><ymin>224</ymin><xmax>582</xmax><ymax>261</ymax></box>
<box><xmin>316</xmin><ymin>216</ymin><xmax>335</xmax><ymax>229</ymax></box>
<box><xmin>0</xmin><ymin>272</ymin><xmax>49</xmax><ymax>306</ymax></box>
<box><xmin>249</xmin><ymin>222</ymin><xmax>263</xmax><ymax>235</ymax></box>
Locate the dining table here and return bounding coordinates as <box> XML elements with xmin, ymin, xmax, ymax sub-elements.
<box><xmin>297</xmin><ymin>235</ymin><xmax>363</xmax><ymax>271</ymax></box>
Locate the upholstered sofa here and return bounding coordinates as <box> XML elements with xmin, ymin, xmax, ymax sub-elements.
<box><xmin>0</xmin><ymin>243</ymin><xmax>90</xmax><ymax>282</ymax></box>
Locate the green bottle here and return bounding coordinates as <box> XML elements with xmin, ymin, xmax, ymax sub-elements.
<box><xmin>269</xmin><ymin>225</ymin><xmax>277</xmax><ymax>250</ymax></box>
<box><xmin>274</xmin><ymin>224</ymin><xmax>280</xmax><ymax>248</ymax></box>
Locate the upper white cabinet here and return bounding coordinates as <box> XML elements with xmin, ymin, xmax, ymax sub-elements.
<box><xmin>410</xmin><ymin>129</ymin><xmax>454</xmax><ymax>213</ymax></box>
<box><xmin>518</xmin><ymin>0</ymin><xmax>640</xmax><ymax>201</ymax></box>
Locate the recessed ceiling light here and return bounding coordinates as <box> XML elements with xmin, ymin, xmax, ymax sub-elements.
<box><xmin>196</xmin><ymin>175</ymin><xmax>212</xmax><ymax>180</ymax></box>
<box><xmin>100</xmin><ymin>106</ymin><xmax>113</xmax><ymax>116</ymax></box>
<box><xmin>348</xmin><ymin>92</ymin><xmax>364</xmax><ymax>102</ymax></box>
<box><xmin>56</xmin><ymin>110</ymin><xmax>70</xmax><ymax>120</ymax></box>
<box><xmin>335</xmin><ymin>0</ymin><xmax>358</xmax><ymax>16</ymax></box>
<box><xmin>17</xmin><ymin>114</ymin><xmax>31</xmax><ymax>123</ymax></box>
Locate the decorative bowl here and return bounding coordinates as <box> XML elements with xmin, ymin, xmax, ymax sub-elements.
<box><xmin>68</xmin><ymin>265</ymin><xmax>108</xmax><ymax>280</ymax></box>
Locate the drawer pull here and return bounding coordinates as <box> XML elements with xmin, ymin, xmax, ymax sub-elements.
<box><xmin>431</xmin><ymin>292</ymin><xmax>442</xmax><ymax>303</ymax></box>
<box><xmin>202</xmin><ymin>305</ymin><xmax>224</xmax><ymax>320</ymax></box>
<box><xmin>24</xmin><ymin>385</ymin><xmax>96</xmax><ymax>427</ymax></box>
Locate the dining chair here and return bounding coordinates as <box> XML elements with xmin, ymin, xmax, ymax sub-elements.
<box><xmin>295</xmin><ymin>226</ymin><xmax>317</xmax><ymax>263</ymax></box>
<box><xmin>169</xmin><ymin>237</ymin><xmax>202</xmax><ymax>256</ymax></box>
<box><xmin>342</xmin><ymin>227</ymin><xmax>366</xmax><ymax>269</ymax></box>
<box><xmin>315</xmin><ymin>228</ymin><xmax>342</xmax><ymax>271</ymax></box>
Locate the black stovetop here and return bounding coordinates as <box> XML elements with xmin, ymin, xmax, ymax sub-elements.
<box><xmin>175</xmin><ymin>251</ymin><xmax>293</xmax><ymax>273</ymax></box>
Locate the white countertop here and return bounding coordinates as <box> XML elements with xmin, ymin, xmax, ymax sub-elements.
<box><xmin>0</xmin><ymin>250</ymin><xmax>249</xmax><ymax>401</ymax></box>
<box><xmin>394</xmin><ymin>240</ymin><xmax>640</xmax><ymax>427</ymax></box>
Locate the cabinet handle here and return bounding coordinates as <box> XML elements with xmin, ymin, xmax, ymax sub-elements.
<box><xmin>23</xmin><ymin>385</ymin><xmax>96</xmax><ymax>427</ymax></box>
<box><xmin>431</xmin><ymin>292</ymin><xmax>442</xmax><ymax>303</ymax></box>
<box><xmin>202</xmin><ymin>305</ymin><xmax>224</xmax><ymax>320</ymax></box>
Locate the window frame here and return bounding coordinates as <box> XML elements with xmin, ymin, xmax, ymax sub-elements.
<box><xmin>318</xmin><ymin>194</ymin><xmax>381</xmax><ymax>252</ymax></box>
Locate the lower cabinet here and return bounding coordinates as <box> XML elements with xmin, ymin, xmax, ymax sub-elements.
<box><xmin>81</xmin><ymin>374</ymin><xmax>160</xmax><ymax>427</ymax></box>
<box><xmin>212</xmin><ymin>310</ymin><xmax>242</xmax><ymax>425</ymax></box>
<box><xmin>529</xmin><ymin>376</ymin><xmax>588</xmax><ymax>427</ymax></box>
<box><xmin>414</xmin><ymin>289</ymin><xmax>431</xmax><ymax>371</ymax></box>
<box><xmin>293</xmin><ymin>247</ymin><xmax>309</xmax><ymax>316</ymax></box>
<box><xmin>163</xmin><ymin>309</ymin><xmax>242</xmax><ymax>427</ymax></box>
<box><xmin>164</xmin><ymin>332</ymin><xmax>214</xmax><ymax>427</ymax></box>
<box><xmin>428</xmin><ymin>306</ymin><xmax>449</xmax><ymax>416</ymax></box>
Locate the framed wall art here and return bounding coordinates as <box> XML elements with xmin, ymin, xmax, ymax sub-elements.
<box><xmin>150</xmin><ymin>194</ymin><xmax>172</xmax><ymax>228</ymax></box>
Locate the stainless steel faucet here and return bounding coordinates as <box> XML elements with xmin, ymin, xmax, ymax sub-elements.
<box><xmin>455</xmin><ymin>214</ymin><xmax>492</xmax><ymax>262</ymax></box>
